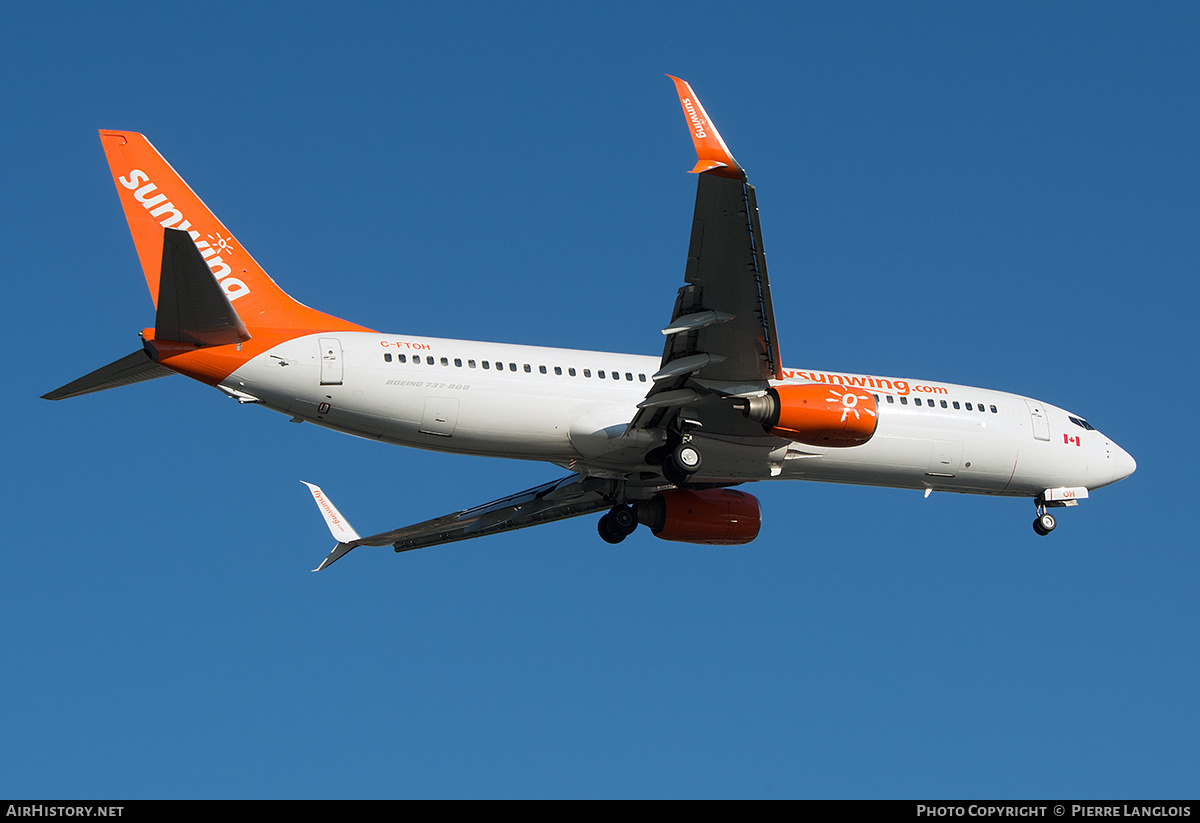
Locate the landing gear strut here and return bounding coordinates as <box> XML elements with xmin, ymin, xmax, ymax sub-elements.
<box><xmin>597</xmin><ymin>504</ymin><xmax>638</xmax><ymax>544</ymax></box>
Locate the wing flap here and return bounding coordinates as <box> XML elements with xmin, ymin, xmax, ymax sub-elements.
<box><xmin>671</xmin><ymin>173</ymin><xmax>781</xmax><ymax>384</ymax></box>
<box><xmin>373</xmin><ymin>475</ymin><xmax>610</xmax><ymax>551</ymax></box>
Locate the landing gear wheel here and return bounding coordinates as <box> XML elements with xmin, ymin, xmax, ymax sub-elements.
<box><xmin>1032</xmin><ymin>512</ymin><xmax>1057</xmax><ymax>536</ymax></box>
<box><xmin>662</xmin><ymin>442</ymin><xmax>702</xmax><ymax>487</ymax></box>
<box><xmin>674</xmin><ymin>443</ymin><xmax>702</xmax><ymax>473</ymax></box>
<box><xmin>597</xmin><ymin>505</ymin><xmax>638</xmax><ymax>544</ymax></box>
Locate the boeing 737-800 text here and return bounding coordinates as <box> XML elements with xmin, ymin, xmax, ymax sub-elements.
<box><xmin>44</xmin><ymin>77</ymin><xmax>1136</xmax><ymax>570</ymax></box>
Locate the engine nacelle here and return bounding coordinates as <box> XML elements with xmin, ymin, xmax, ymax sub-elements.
<box><xmin>743</xmin><ymin>383</ymin><xmax>878</xmax><ymax>447</ymax></box>
<box><xmin>636</xmin><ymin>488</ymin><xmax>761</xmax><ymax>545</ymax></box>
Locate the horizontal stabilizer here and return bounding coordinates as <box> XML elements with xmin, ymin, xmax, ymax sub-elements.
<box><xmin>156</xmin><ymin>228</ymin><xmax>251</xmax><ymax>346</ymax></box>
<box><xmin>42</xmin><ymin>348</ymin><xmax>175</xmax><ymax>400</ymax></box>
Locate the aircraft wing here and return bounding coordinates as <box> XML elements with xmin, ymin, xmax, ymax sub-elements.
<box><xmin>631</xmin><ymin>77</ymin><xmax>783</xmax><ymax>431</ymax></box>
<box><xmin>305</xmin><ymin>475</ymin><xmax>613</xmax><ymax>570</ymax></box>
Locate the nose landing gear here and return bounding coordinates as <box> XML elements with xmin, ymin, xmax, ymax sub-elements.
<box><xmin>1031</xmin><ymin>487</ymin><xmax>1088</xmax><ymax>536</ymax></box>
<box><xmin>1032</xmin><ymin>498</ymin><xmax>1057</xmax><ymax>536</ymax></box>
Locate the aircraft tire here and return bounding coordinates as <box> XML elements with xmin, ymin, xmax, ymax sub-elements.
<box><xmin>608</xmin><ymin>505</ymin><xmax>637</xmax><ymax>535</ymax></box>
<box><xmin>597</xmin><ymin>508</ymin><xmax>635</xmax><ymax>544</ymax></box>
<box><xmin>674</xmin><ymin>444</ymin><xmax>702</xmax><ymax>473</ymax></box>
<box><xmin>1033</xmin><ymin>512</ymin><xmax>1056</xmax><ymax>536</ymax></box>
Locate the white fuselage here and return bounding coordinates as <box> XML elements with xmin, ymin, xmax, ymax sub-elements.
<box><xmin>222</xmin><ymin>331</ymin><xmax>1134</xmax><ymax>499</ymax></box>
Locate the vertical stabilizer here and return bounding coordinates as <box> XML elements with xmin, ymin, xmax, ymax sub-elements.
<box><xmin>99</xmin><ymin>131</ymin><xmax>367</xmax><ymax>334</ymax></box>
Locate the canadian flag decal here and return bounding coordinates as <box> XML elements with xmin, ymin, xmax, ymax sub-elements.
<box><xmin>1064</xmin><ymin>434</ymin><xmax>1081</xmax><ymax>447</ymax></box>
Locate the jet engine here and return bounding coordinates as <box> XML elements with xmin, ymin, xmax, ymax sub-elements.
<box><xmin>636</xmin><ymin>488</ymin><xmax>761</xmax><ymax>545</ymax></box>
<box><xmin>741</xmin><ymin>383</ymin><xmax>878</xmax><ymax>447</ymax></box>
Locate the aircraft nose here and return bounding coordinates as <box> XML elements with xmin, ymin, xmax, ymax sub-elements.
<box><xmin>1111</xmin><ymin>443</ymin><xmax>1137</xmax><ymax>484</ymax></box>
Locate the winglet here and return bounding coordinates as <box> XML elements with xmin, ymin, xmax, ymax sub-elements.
<box><xmin>666</xmin><ymin>75</ymin><xmax>744</xmax><ymax>180</ymax></box>
<box><xmin>303</xmin><ymin>482</ymin><xmax>362</xmax><ymax>571</ymax></box>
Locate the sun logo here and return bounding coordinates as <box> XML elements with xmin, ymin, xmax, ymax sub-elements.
<box><xmin>827</xmin><ymin>388</ymin><xmax>877</xmax><ymax>423</ymax></box>
<box><xmin>206</xmin><ymin>232</ymin><xmax>235</xmax><ymax>257</ymax></box>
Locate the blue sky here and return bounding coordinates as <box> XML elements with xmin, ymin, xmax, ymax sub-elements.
<box><xmin>2</xmin><ymin>1</ymin><xmax>1197</xmax><ymax>799</ymax></box>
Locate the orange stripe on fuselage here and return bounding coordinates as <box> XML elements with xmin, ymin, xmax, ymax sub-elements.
<box><xmin>143</xmin><ymin>327</ymin><xmax>313</xmax><ymax>386</ymax></box>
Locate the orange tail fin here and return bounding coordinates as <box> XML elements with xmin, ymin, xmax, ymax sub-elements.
<box><xmin>99</xmin><ymin>131</ymin><xmax>368</xmax><ymax>333</ymax></box>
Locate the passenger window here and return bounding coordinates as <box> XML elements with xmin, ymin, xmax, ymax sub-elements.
<box><xmin>524</xmin><ymin>364</ymin><xmax>531</xmax><ymax>373</ymax></box>
<box><xmin>886</xmin><ymin>395</ymin><xmax>895</xmax><ymax>404</ymax></box>
<box><xmin>539</xmin><ymin>366</ymin><xmax>547</xmax><ymax>374</ymax></box>
<box><xmin>900</xmin><ymin>396</ymin><xmax>908</xmax><ymax>405</ymax></box>
<box><xmin>468</xmin><ymin>360</ymin><xmax>476</xmax><ymax>368</ymax></box>
<box><xmin>584</xmin><ymin>369</ymin><xmax>591</xmax><ymax>378</ymax></box>
<box><xmin>509</xmin><ymin>363</ymin><xmax>517</xmax><ymax>372</ymax></box>
<box><xmin>952</xmin><ymin>401</ymin><xmax>960</xmax><ymax>409</ymax></box>
<box><xmin>990</xmin><ymin>405</ymin><xmax>997</xmax><ymax>414</ymax></box>
<box><xmin>426</xmin><ymin>356</ymin><xmax>435</xmax><ymax>365</ymax></box>
<box><xmin>495</xmin><ymin>362</ymin><xmax>503</xmax><ymax>370</ymax></box>
<box><xmin>966</xmin><ymin>402</ymin><xmax>973</xmax><ymax>411</ymax></box>
<box><xmin>440</xmin><ymin>357</ymin><xmax>449</xmax><ymax>366</ymax></box>
<box><xmin>454</xmin><ymin>358</ymin><xmax>462</xmax><ymax>367</ymax></box>
<box><xmin>384</xmin><ymin>353</ymin><xmax>392</xmax><ymax>362</ymax></box>
<box><xmin>398</xmin><ymin>354</ymin><xmax>407</xmax><ymax>363</ymax></box>
<box><xmin>482</xmin><ymin>361</ymin><xmax>490</xmax><ymax>370</ymax></box>
<box><xmin>941</xmin><ymin>400</ymin><xmax>948</xmax><ymax>408</ymax></box>
<box><xmin>625</xmin><ymin>372</ymin><xmax>633</xmax><ymax>381</ymax></box>
<box><xmin>639</xmin><ymin>374</ymin><xmax>646</xmax><ymax>382</ymax></box>
<box><xmin>554</xmin><ymin>367</ymin><xmax>562</xmax><ymax>375</ymax></box>
<box><xmin>915</xmin><ymin>398</ymin><xmax>922</xmax><ymax>406</ymax></box>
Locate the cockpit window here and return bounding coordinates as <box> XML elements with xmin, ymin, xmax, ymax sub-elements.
<box><xmin>1068</xmin><ymin>416</ymin><xmax>1095</xmax><ymax>431</ymax></box>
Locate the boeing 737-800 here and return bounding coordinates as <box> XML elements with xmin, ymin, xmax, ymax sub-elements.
<box><xmin>44</xmin><ymin>77</ymin><xmax>1136</xmax><ymax>570</ymax></box>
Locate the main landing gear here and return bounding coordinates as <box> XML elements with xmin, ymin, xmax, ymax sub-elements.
<box><xmin>597</xmin><ymin>504</ymin><xmax>638</xmax><ymax>544</ymax></box>
<box><xmin>660</xmin><ymin>441</ymin><xmax>703</xmax><ymax>488</ymax></box>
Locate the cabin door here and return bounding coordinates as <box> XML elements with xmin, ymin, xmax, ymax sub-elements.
<box><xmin>1025</xmin><ymin>399</ymin><xmax>1050</xmax><ymax>441</ymax></box>
<box><xmin>319</xmin><ymin>338</ymin><xmax>343</xmax><ymax>386</ymax></box>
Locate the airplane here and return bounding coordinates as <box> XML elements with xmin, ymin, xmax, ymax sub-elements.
<box><xmin>44</xmin><ymin>76</ymin><xmax>1136</xmax><ymax>571</ymax></box>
